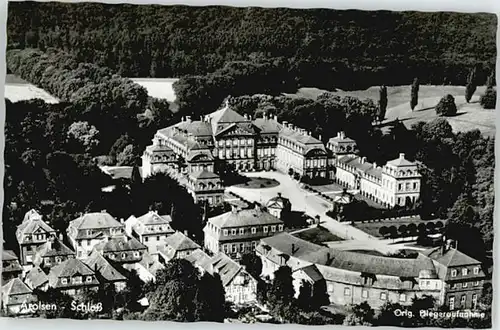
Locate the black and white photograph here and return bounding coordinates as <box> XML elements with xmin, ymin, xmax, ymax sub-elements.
<box><xmin>1</xmin><ymin>1</ymin><xmax>497</xmax><ymax>328</ymax></box>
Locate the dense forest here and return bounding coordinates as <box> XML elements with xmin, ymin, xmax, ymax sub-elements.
<box><xmin>7</xmin><ymin>2</ymin><xmax>497</xmax><ymax>89</ymax></box>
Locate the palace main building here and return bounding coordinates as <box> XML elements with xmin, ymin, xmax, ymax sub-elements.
<box><xmin>142</xmin><ymin>103</ymin><xmax>420</xmax><ymax>207</ymax></box>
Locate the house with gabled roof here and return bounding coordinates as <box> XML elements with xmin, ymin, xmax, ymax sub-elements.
<box><xmin>32</xmin><ymin>236</ymin><xmax>75</xmax><ymax>270</ymax></box>
<box><xmin>24</xmin><ymin>265</ymin><xmax>49</xmax><ymax>291</ymax></box>
<box><xmin>2</xmin><ymin>250</ymin><xmax>23</xmax><ymax>283</ymax></box>
<box><xmin>422</xmin><ymin>241</ymin><xmax>486</xmax><ymax>310</ymax></box>
<box><xmin>47</xmin><ymin>258</ymin><xmax>99</xmax><ymax>296</ymax></box>
<box><xmin>204</xmin><ymin>205</ymin><xmax>284</xmax><ymax>259</ymax></box>
<box><xmin>16</xmin><ymin>209</ymin><xmax>57</xmax><ymax>265</ymax></box>
<box><xmin>93</xmin><ymin>235</ymin><xmax>147</xmax><ymax>267</ymax></box>
<box><xmin>186</xmin><ymin>249</ymin><xmax>258</xmax><ymax>305</ymax></box>
<box><xmin>1</xmin><ymin>278</ymin><xmax>37</xmax><ymax>315</ymax></box>
<box><xmin>84</xmin><ymin>250</ymin><xmax>127</xmax><ymax>291</ymax></box>
<box><xmin>125</xmin><ymin>210</ymin><xmax>175</xmax><ymax>254</ymax></box>
<box><xmin>67</xmin><ymin>211</ymin><xmax>125</xmax><ymax>259</ymax></box>
<box><xmin>157</xmin><ymin>231</ymin><xmax>200</xmax><ymax>264</ymax></box>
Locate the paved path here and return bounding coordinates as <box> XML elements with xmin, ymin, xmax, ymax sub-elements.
<box><xmin>227</xmin><ymin>171</ymin><xmax>421</xmax><ymax>253</ymax></box>
<box><xmin>228</xmin><ymin>172</ymin><xmax>375</xmax><ymax>241</ymax></box>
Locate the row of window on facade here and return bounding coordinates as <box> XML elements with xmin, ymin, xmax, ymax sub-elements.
<box><xmin>451</xmin><ymin>267</ymin><xmax>480</xmax><ymax>277</ymax></box>
<box><xmin>331</xmin><ymin>284</ymin><xmax>411</xmax><ymax>303</ymax></box>
<box><xmin>144</xmin><ymin>235</ymin><xmax>167</xmax><ymax>242</ymax></box>
<box><xmin>214</xmin><ymin>224</ymin><xmax>284</xmax><ymax>236</ymax></box>
<box><xmin>60</xmin><ymin>275</ymin><xmax>94</xmax><ymax>285</ymax></box>
<box><xmin>218</xmin><ymin>148</ymin><xmax>253</xmax><ymax>159</ymax></box>
<box><xmin>449</xmin><ymin>294</ymin><xmax>478</xmax><ymax>310</ymax></box>
<box><xmin>450</xmin><ymin>281</ymin><xmax>482</xmax><ymax>289</ymax></box>
<box><xmin>222</xmin><ymin>241</ymin><xmax>257</xmax><ymax>254</ymax></box>
<box><xmin>217</xmin><ymin>139</ymin><xmax>254</xmax><ymax>147</ymax></box>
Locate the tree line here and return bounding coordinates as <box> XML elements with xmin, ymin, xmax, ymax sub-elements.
<box><xmin>7</xmin><ymin>3</ymin><xmax>497</xmax><ymax>89</ymax></box>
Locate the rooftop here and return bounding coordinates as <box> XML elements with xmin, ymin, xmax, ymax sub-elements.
<box><xmin>84</xmin><ymin>250</ymin><xmax>127</xmax><ymax>282</ymax></box>
<box><xmin>48</xmin><ymin>258</ymin><xmax>96</xmax><ymax>287</ymax></box>
<box><xmin>164</xmin><ymin>232</ymin><xmax>200</xmax><ymax>252</ymax></box>
<box><xmin>94</xmin><ymin>235</ymin><xmax>147</xmax><ymax>253</ymax></box>
<box><xmin>16</xmin><ymin>210</ymin><xmax>56</xmax><ymax>243</ymax></box>
<box><xmin>70</xmin><ymin>212</ymin><xmax>123</xmax><ymax>231</ymax></box>
<box><xmin>422</xmin><ymin>246</ymin><xmax>482</xmax><ymax>268</ymax></box>
<box><xmin>2</xmin><ymin>278</ymin><xmax>32</xmax><ymax>297</ymax></box>
<box><xmin>208</xmin><ymin>207</ymin><xmax>283</xmax><ymax>228</ymax></box>
<box><xmin>189</xmin><ymin>169</ymin><xmax>220</xmax><ymax>180</ymax></box>
<box><xmin>387</xmin><ymin>153</ymin><xmax>416</xmax><ymax>167</ymax></box>
<box><xmin>25</xmin><ymin>266</ymin><xmax>49</xmax><ymax>289</ymax></box>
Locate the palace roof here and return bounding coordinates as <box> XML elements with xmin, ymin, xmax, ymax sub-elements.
<box><xmin>189</xmin><ymin>169</ymin><xmax>220</xmax><ymax>180</ymax></box>
<box><xmin>253</xmin><ymin>117</ymin><xmax>283</xmax><ymax>134</ymax></box>
<box><xmin>387</xmin><ymin>153</ymin><xmax>416</xmax><ymax>167</ymax></box>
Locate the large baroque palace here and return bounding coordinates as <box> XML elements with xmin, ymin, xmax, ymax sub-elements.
<box><xmin>141</xmin><ymin>102</ymin><xmax>421</xmax><ymax>207</ymax></box>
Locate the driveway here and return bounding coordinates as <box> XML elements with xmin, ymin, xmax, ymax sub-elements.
<box><xmin>226</xmin><ymin>171</ymin><xmax>377</xmax><ymax>242</ymax></box>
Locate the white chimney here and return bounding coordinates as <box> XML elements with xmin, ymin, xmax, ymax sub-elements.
<box><xmin>340</xmin><ymin>131</ymin><xmax>346</xmax><ymax>139</ymax></box>
<box><xmin>186</xmin><ymin>116</ymin><xmax>191</xmax><ymax>122</ymax></box>
<box><xmin>283</xmin><ymin>121</ymin><xmax>288</xmax><ymax>127</ymax></box>
<box><xmin>274</xmin><ymin>115</ymin><xmax>278</xmax><ymax>121</ymax></box>
<box><xmin>319</xmin><ymin>134</ymin><xmax>322</xmax><ymax>141</ymax></box>
<box><xmin>373</xmin><ymin>162</ymin><xmax>378</xmax><ymax>168</ymax></box>
<box><xmin>361</xmin><ymin>157</ymin><xmax>367</xmax><ymax>164</ymax></box>
<box><xmin>399</xmin><ymin>153</ymin><xmax>405</xmax><ymax>160</ymax></box>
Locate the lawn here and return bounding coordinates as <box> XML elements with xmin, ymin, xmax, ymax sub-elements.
<box><xmin>130</xmin><ymin>78</ymin><xmax>178</xmax><ymax>102</ymax></box>
<box><xmin>294</xmin><ymin>226</ymin><xmax>344</xmax><ymax>244</ymax></box>
<box><xmin>233</xmin><ymin>177</ymin><xmax>280</xmax><ymax>189</ymax></box>
<box><xmin>5</xmin><ymin>74</ymin><xmax>60</xmax><ymax>104</ymax></box>
<box><xmin>285</xmin><ymin>84</ymin><xmax>495</xmax><ymax>137</ymax></box>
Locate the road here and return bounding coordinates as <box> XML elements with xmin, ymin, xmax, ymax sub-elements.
<box><xmin>226</xmin><ymin>171</ymin><xmax>421</xmax><ymax>253</ymax></box>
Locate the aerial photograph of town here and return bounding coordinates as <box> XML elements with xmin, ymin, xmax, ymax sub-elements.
<box><xmin>1</xmin><ymin>1</ymin><xmax>497</xmax><ymax>328</ymax></box>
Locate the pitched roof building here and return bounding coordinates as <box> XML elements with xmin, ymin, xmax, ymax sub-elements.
<box><xmin>2</xmin><ymin>250</ymin><xmax>23</xmax><ymax>283</ymax></box>
<box><xmin>422</xmin><ymin>242</ymin><xmax>486</xmax><ymax>310</ymax></box>
<box><xmin>1</xmin><ymin>278</ymin><xmax>37</xmax><ymax>315</ymax></box>
<box><xmin>125</xmin><ymin>211</ymin><xmax>175</xmax><ymax>254</ymax></box>
<box><xmin>84</xmin><ymin>250</ymin><xmax>127</xmax><ymax>291</ymax></box>
<box><xmin>265</xmin><ymin>193</ymin><xmax>292</xmax><ymax>219</ymax></box>
<box><xmin>67</xmin><ymin>212</ymin><xmax>125</xmax><ymax>259</ymax></box>
<box><xmin>93</xmin><ymin>235</ymin><xmax>147</xmax><ymax>265</ymax></box>
<box><xmin>16</xmin><ymin>209</ymin><xmax>56</xmax><ymax>265</ymax></box>
<box><xmin>204</xmin><ymin>205</ymin><xmax>284</xmax><ymax>259</ymax></box>
<box><xmin>157</xmin><ymin>231</ymin><xmax>200</xmax><ymax>264</ymax></box>
<box><xmin>186</xmin><ymin>249</ymin><xmax>258</xmax><ymax>305</ymax></box>
<box><xmin>24</xmin><ymin>266</ymin><xmax>49</xmax><ymax>291</ymax></box>
<box><xmin>32</xmin><ymin>236</ymin><xmax>75</xmax><ymax>269</ymax></box>
<box><xmin>47</xmin><ymin>258</ymin><xmax>99</xmax><ymax>295</ymax></box>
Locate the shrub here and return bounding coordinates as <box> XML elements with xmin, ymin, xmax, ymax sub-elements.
<box><xmin>480</xmin><ymin>88</ymin><xmax>496</xmax><ymax>109</ymax></box>
<box><xmin>435</xmin><ymin>94</ymin><xmax>457</xmax><ymax>116</ymax></box>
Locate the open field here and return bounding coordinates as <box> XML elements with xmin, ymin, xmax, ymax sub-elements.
<box><xmin>130</xmin><ymin>77</ymin><xmax>178</xmax><ymax>102</ymax></box>
<box><xmin>4</xmin><ymin>74</ymin><xmax>59</xmax><ymax>104</ymax></box>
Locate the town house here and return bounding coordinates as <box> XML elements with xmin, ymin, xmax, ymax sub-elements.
<box><xmin>16</xmin><ymin>209</ymin><xmax>56</xmax><ymax>265</ymax></box>
<box><xmin>204</xmin><ymin>205</ymin><xmax>284</xmax><ymax>259</ymax></box>
<box><xmin>67</xmin><ymin>212</ymin><xmax>125</xmax><ymax>259</ymax></box>
<box><xmin>186</xmin><ymin>249</ymin><xmax>258</xmax><ymax>305</ymax></box>
<box><xmin>125</xmin><ymin>210</ymin><xmax>175</xmax><ymax>254</ymax></box>
<box><xmin>2</xmin><ymin>250</ymin><xmax>23</xmax><ymax>283</ymax></box>
<box><xmin>157</xmin><ymin>231</ymin><xmax>200</xmax><ymax>264</ymax></box>
<box><xmin>47</xmin><ymin>258</ymin><xmax>100</xmax><ymax>296</ymax></box>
